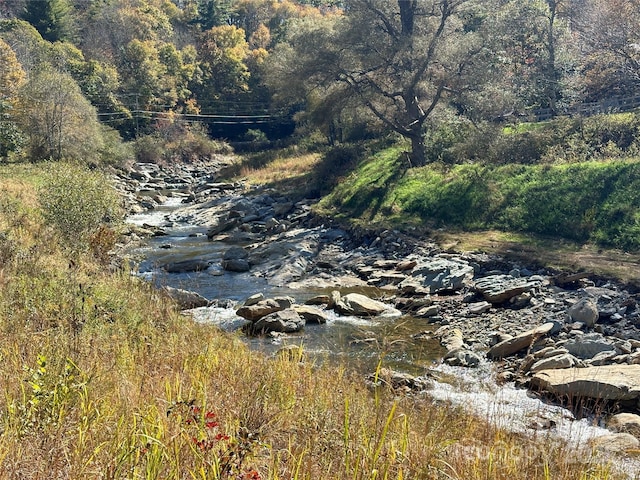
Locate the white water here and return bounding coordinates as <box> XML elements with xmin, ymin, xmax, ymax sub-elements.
<box><xmin>427</xmin><ymin>362</ymin><xmax>640</xmax><ymax>477</ymax></box>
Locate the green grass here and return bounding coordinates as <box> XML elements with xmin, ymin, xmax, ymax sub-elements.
<box><xmin>320</xmin><ymin>149</ymin><xmax>640</xmax><ymax>251</ymax></box>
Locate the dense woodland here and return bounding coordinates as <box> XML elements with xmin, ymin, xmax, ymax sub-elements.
<box><xmin>1</xmin><ymin>0</ymin><xmax>640</xmax><ymax>166</ymax></box>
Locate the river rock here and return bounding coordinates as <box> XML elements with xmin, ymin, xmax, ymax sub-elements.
<box><xmin>487</xmin><ymin>322</ymin><xmax>558</xmax><ymax>359</ymax></box>
<box><xmin>608</xmin><ymin>413</ymin><xmax>640</xmax><ymax>437</ymax></box>
<box><xmin>590</xmin><ymin>433</ymin><xmax>640</xmax><ymax>453</ymax></box>
<box><xmin>335</xmin><ymin>292</ymin><xmax>391</xmax><ymax>316</ymax></box>
<box><xmin>161</xmin><ymin>258</ymin><xmax>212</xmax><ymax>273</ymax></box>
<box><xmin>474</xmin><ymin>274</ymin><xmax>541</xmax><ymax>304</ymax></box>
<box><xmin>529</xmin><ymin>353</ymin><xmax>581</xmax><ymax>373</ymax></box>
<box><xmin>567</xmin><ymin>298</ymin><xmax>599</xmax><ymax>327</ymax></box>
<box><xmin>306</xmin><ymin>295</ymin><xmax>331</xmax><ymax>306</ymax></box>
<box><xmin>562</xmin><ymin>333</ymin><xmax>616</xmax><ymax>359</ymax></box>
<box><xmin>251</xmin><ymin>309</ymin><xmax>305</xmax><ymax>334</ymax></box>
<box><xmin>243</xmin><ymin>293</ymin><xmax>264</xmax><ymax>306</ymax></box>
<box><xmin>236</xmin><ymin>299</ymin><xmax>283</xmax><ymax>321</ymax></box>
<box><xmin>222</xmin><ymin>246</ymin><xmax>250</xmax><ymax>272</ymax></box>
<box><xmin>531</xmin><ymin>364</ymin><xmax>640</xmax><ymax>403</ymax></box>
<box><xmin>293</xmin><ymin>305</ymin><xmax>329</xmax><ymax>324</ymax></box>
<box><xmin>206</xmin><ymin>216</ymin><xmax>240</xmax><ymax>238</ymax></box>
<box><xmin>161</xmin><ymin>286</ymin><xmax>209</xmax><ymax>310</ymax></box>
<box><xmin>398</xmin><ymin>257</ymin><xmax>474</xmax><ymax>293</ymax></box>
<box><xmin>445</xmin><ymin>349</ymin><xmax>483</xmax><ymax>368</ymax></box>
<box><xmin>366</xmin><ymin>368</ymin><xmax>432</xmax><ymax>391</ymax></box>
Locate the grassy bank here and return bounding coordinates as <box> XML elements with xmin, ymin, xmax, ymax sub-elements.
<box><xmin>0</xmin><ymin>164</ymin><xmax>627</xmax><ymax>477</ymax></box>
<box><xmin>315</xmin><ymin>147</ymin><xmax>640</xmax><ymax>252</ymax></box>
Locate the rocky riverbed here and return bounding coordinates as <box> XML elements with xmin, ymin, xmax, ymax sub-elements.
<box><xmin>113</xmin><ymin>157</ymin><xmax>640</xmax><ymax>462</ymax></box>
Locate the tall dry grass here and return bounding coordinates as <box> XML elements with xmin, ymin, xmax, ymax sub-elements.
<box><xmin>0</xmin><ymin>164</ymin><xmax>627</xmax><ymax>479</ymax></box>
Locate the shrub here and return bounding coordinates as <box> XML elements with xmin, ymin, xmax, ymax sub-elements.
<box><xmin>38</xmin><ymin>162</ymin><xmax>123</xmax><ymax>252</ymax></box>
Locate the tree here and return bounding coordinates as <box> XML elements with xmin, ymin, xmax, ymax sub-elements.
<box><xmin>195</xmin><ymin>24</ymin><xmax>251</xmax><ymax>111</ymax></box>
<box><xmin>17</xmin><ymin>68</ymin><xmax>104</xmax><ymax>162</ymax></box>
<box><xmin>22</xmin><ymin>0</ymin><xmax>76</xmax><ymax>43</ymax></box>
<box><xmin>575</xmin><ymin>0</ymin><xmax>640</xmax><ymax>100</ymax></box>
<box><xmin>267</xmin><ymin>0</ymin><xmax>488</xmax><ymax>166</ymax></box>
<box><xmin>0</xmin><ymin>38</ymin><xmax>26</xmax><ymax>158</ymax></box>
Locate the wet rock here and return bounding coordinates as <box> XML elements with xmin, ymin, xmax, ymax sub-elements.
<box><xmin>474</xmin><ymin>274</ymin><xmax>541</xmax><ymax>304</ymax></box>
<box><xmin>243</xmin><ymin>293</ymin><xmax>264</xmax><ymax>306</ymax></box>
<box><xmin>236</xmin><ymin>299</ymin><xmax>283</xmax><ymax>321</ymax></box>
<box><xmin>366</xmin><ymin>368</ymin><xmax>432</xmax><ymax>392</ymax></box>
<box><xmin>274</xmin><ymin>296</ymin><xmax>295</xmax><ymax>309</ymax></box>
<box><xmin>445</xmin><ymin>349</ymin><xmax>483</xmax><ymax>368</ymax></box>
<box><xmin>206</xmin><ymin>216</ymin><xmax>240</xmax><ymax>238</ymax></box>
<box><xmin>222</xmin><ymin>246</ymin><xmax>250</xmax><ymax>272</ymax></box>
<box><xmin>334</xmin><ymin>292</ymin><xmax>392</xmax><ymax>317</ymax></box>
<box><xmin>567</xmin><ymin>298</ymin><xmax>599</xmax><ymax>327</ymax></box>
<box><xmin>306</xmin><ymin>295</ymin><xmax>330</xmax><ymax>306</ymax></box>
<box><xmin>251</xmin><ymin>308</ymin><xmax>305</xmax><ymax>334</ymax></box>
<box><xmin>161</xmin><ymin>258</ymin><xmax>212</xmax><ymax>273</ymax></box>
<box><xmin>162</xmin><ymin>286</ymin><xmax>209</xmax><ymax>310</ymax></box>
<box><xmin>293</xmin><ymin>305</ymin><xmax>329</xmax><ymax>324</ymax></box>
<box><xmin>487</xmin><ymin>322</ymin><xmax>559</xmax><ymax>359</ymax></box>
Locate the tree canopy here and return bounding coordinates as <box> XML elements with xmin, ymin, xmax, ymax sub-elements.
<box><xmin>0</xmin><ymin>0</ymin><xmax>638</xmax><ymax>164</ymax></box>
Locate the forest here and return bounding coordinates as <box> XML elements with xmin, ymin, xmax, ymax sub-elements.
<box><xmin>1</xmin><ymin>0</ymin><xmax>640</xmax><ymax>165</ymax></box>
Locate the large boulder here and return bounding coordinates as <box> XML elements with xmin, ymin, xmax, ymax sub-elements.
<box><xmin>251</xmin><ymin>309</ymin><xmax>305</xmax><ymax>334</ymax></box>
<box><xmin>398</xmin><ymin>257</ymin><xmax>474</xmax><ymax>293</ymax></box>
<box><xmin>531</xmin><ymin>365</ymin><xmax>640</xmax><ymax>405</ymax></box>
<box><xmin>474</xmin><ymin>274</ymin><xmax>542</xmax><ymax>304</ymax></box>
<box><xmin>334</xmin><ymin>292</ymin><xmax>391</xmax><ymax>316</ymax></box>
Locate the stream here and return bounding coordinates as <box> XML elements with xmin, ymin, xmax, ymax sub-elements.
<box><xmin>126</xmin><ymin>199</ymin><xmax>444</xmax><ymax>375</ymax></box>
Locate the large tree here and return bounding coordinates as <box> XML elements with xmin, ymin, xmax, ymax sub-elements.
<box><xmin>575</xmin><ymin>0</ymin><xmax>640</xmax><ymax>100</ymax></box>
<box><xmin>17</xmin><ymin>68</ymin><xmax>103</xmax><ymax>161</ymax></box>
<box><xmin>267</xmin><ymin>0</ymin><xmax>491</xmax><ymax>166</ymax></box>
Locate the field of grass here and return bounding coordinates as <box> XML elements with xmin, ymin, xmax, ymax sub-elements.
<box><xmin>0</xmin><ymin>163</ymin><xmax>629</xmax><ymax>477</ymax></box>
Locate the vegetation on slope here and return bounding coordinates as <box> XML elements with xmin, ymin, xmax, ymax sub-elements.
<box><xmin>315</xmin><ymin>113</ymin><xmax>640</xmax><ymax>253</ymax></box>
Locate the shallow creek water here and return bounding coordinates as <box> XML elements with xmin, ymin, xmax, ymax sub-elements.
<box><xmin>126</xmin><ymin>199</ymin><xmax>444</xmax><ymax>375</ymax></box>
<box><xmin>127</xmin><ymin>199</ymin><xmax>638</xmax><ymax>476</ymax></box>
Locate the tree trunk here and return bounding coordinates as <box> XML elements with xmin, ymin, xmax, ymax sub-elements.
<box><xmin>409</xmin><ymin>133</ymin><xmax>427</xmax><ymax>167</ymax></box>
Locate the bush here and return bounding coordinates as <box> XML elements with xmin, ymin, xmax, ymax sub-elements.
<box><xmin>134</xmin><ymin>124</ymin><xmax>232</xmax><ymax>165</ymax></box>
<box><xmin>38</xmin><ymin>162</ymin><xmax>123</xmax><ymax>252</ymax></box>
